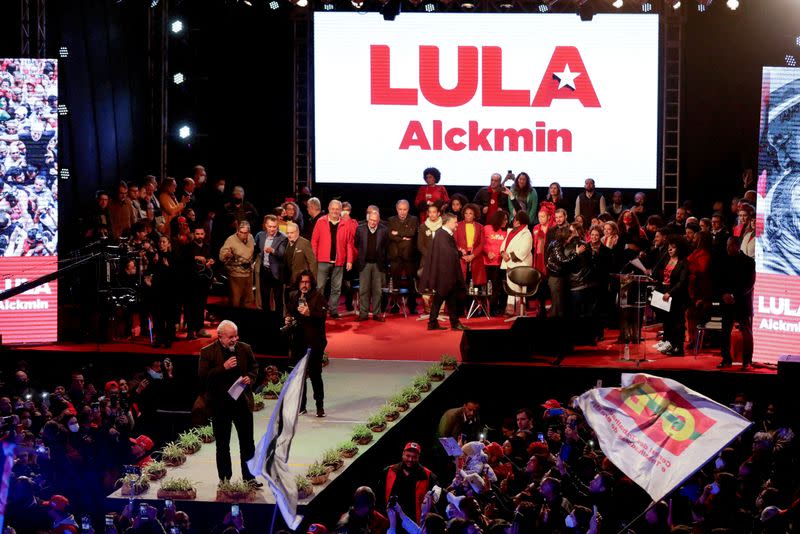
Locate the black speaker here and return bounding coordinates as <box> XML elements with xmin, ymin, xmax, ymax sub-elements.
<box><xmin>207</xmin><ymin>305</ymin><xmax>288</xmax><ymax>356</ymax></box>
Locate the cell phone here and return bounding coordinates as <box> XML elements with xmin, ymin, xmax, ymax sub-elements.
<box><xmin>231</xmin><ymin>504</ymin><xmax>240</xmax><ymax>517</ymax></box>
<box><xmin>105</xmin><ymin>515</ymin><xmax>114</xmax><ymax>527</ymax></box>
<box><xmin>164</xmin><ymin>499</ymin><xmax>173</xmax><ymax>509</ymax></box>
<box><xmin>81</xmin><ymin>515</ymin><xmax>91</xmax><ymax>531</ymax></box>
<box><xmin>388</xmin><ymin>495</ymin><xmax>398</xmax><ymax>508</ymax></box>
<box><xmin>170</xmin><ymin>528</ymin><xmax>180</xmax><ymax>534</ymax></box>
<box><xmin>537</xmin><ymin>432</ymin><xmax>545</xmax><ymax>442</ymax></box>
<box><xmin>744</xmin><ymin>401</ymin><xmax>753</xmax><ymax>411</ymax></box>
<box><xmin>139</xmin><ymin>503</ymin><xmax>148</xmax><ymax>519</ymax></box>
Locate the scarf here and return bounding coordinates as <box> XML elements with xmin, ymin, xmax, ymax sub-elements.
<box><xmin>424</xmin><ymin>217</ymin><xmax>442</xmax><ymax>237</ymax></box>
<box><xmin>502</xmin><ymin>224</ymin><xmax>527</xmax><ymax>254</ymax></box>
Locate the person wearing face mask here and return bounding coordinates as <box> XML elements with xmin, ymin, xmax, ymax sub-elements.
<box><xmin>223</xmin><ymin>185</ymin><xmax>259</xmax><ymax>235</ymax></box>
<box><xmin>182</xmin><ymin>227</ymin><xmax>214</xmax><ymax>340</ymax></box>
<box><xmin>198</xmin><ymin>320</ymin><xmax>260</xmax><ymax>486</ymax></box>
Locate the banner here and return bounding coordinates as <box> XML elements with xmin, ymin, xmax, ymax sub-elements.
<box><xmin>577</xmin><ymin>373</ymin><xmax>751</xmax><ymax>503</ymax></box>
<box><xmin>754</xmin><ymin>67</ymin><xmax>800</xmax><ymax>363</ymax></box>
<box><xmin>247</xmin><ymin>353</ymin><xmax>309</xmax><ymax>531</ymax></box>
<box><xmin>314</xmin><ymin>13</ymin><xmax>658</xmax><ymax>188</ymax></box>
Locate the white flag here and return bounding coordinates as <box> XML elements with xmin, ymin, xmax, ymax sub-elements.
<box><xmin>577</xmin><ymin>373</ymin><xmax>751</xmax><ymax>503</ymax></box>
<box><xmin>247</xmin><ymin>353</ymin><xmax>309</xmax><ymax>531</ymax></box>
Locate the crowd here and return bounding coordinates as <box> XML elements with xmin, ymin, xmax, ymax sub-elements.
<box><xmin>312</xmin><ymin>391</ymin><xmax>798</xmax><ymax>534</ymax></box>
<box><xmin>83</xmin><ymin>165</ymin><xmax>758</xmax><ymax>366</ymax></box>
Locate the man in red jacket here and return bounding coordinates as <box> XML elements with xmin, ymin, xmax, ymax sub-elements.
<box><xmin>311</xmin><ymin>199</ymin><xmax>355</xmax><ymax>318</ymax></box>
<box><xmin>378</xmin><ymin>442</ymin><xmax>438</xmax><ymax>523</ymax></box>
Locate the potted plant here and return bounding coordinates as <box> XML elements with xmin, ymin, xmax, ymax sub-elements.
<box><xmin>367</xmin><ymin>412</ymin><xmax>387</xmax><ymax>433</ymax></box>
<box><xmin>321</xmin><ymin>448</ymin><xmax>344</xmax><ymax>473</ymax></box>
<box><xmin>116</xmin><ymin>473</ymin><xmax>150</xmax><ymax>496</ymax></box>
<box><xmin>296</xmin><ymin>474</ymin><xmax>314</xmax><ymax>500</ymax></box>
<box><xmin>427</xmin><ymin>363</ymin><xmax>445</xmax><ymax>382</ymax></box>
<box><xmin>142</xmin><ymin>460</ymin><xmax>167</xmax><ymax>481</ymax></box>
<box><xmin>337</xmin><ymin>440</ymin><xmax>359</xmax><ymax>459</ymax></box>
<box><xmin>440</xmin><ymin>353</ymin><xmax>458</xmax><ymax>371</ymax></box>
<box><xmin>194</xmin><ymin>424</ymin><xmax>215</xmax><ymax>444</ymax></box>
<box><xmin>216</xmin><ymin>478</ymin><xmax>260</xmax><ymax>502</ymax></box>
<box><xmin>379</xmin><ymin>402</ymin><xmax>400</xmax><ymax>423</ymax></box>
<box><xmin>413</xmin><ymin>374</ymin><xmax>432</xmax><ymax>393</ymax></box>
<box><xmin>178</xmin><ymin>431</ymin><xmax>202</xmax><ymax>455</ymax></box>
<box><xmin>306</xmin><ymin>462</ymin><xmax>329</xmax><ymax>485</ymax></box>
<box><xmin>322</xmin><ymin>352</ymin><xmax>330</xmax><ymax>368</ymax></box>
<box><xmin>351</xmin><ymin>424</ymin><xmax>373</xmax><ymax>446</ymax></box>
<box><xmin>156</xmin><ymin>477</ymin><xmax>197</xmax><ymax>500</ymax></box>
<box><xmin>401</xmin><ymin>386</ymin><xmax>421</xmax><ymax>404</ymax></box>
<box><xmin>389</xmin><ymin>393</ymin><xmax>410</xmax><ymax>413</ymax></box>
<box><xmin>252</xmin><ymin>392</ymin><xmax>265</xmax><ymax>412</ymax></box>
<box><xmin>262</xmin><ymin>381</ymin><xmax>282</xmax><ymax>400</ymax></box>
<box><xmin>160</xmin><ymin>442</ymin><xmax>186</xmax><ymax>467</ymax></box>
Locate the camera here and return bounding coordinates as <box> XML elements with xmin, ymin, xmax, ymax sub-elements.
<box><xmin>280</xmin><ymin>318</ymin><xmax>297</xmax><ymax>333</ymax></box>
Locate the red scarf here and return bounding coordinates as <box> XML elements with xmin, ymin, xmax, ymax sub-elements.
<box><xmin>502</xmin><ymin>224</ymin><xmax>526</xmax><ymax>254</ymax></box>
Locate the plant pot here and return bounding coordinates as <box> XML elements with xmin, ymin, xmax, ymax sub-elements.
<box><xmin>429</xmin><ymin>374</ymin><xmax>444</xmax><ymax>382</ymax></box>
<box><xmin>354</xmin><ymin>435</ymin><xmax>373</xmax><ymax>446</ymax></box>
<box><xmin>417</xmin><ymin>384</ymin><xmax>431</xmax><ymax>393</ymax></box>
<box><xmin>395</xmin><ymin>403</ymin><xmax>409</xmax><ymax>412</ymax></box>
<box><xmin>324</xmin><ymin>459</ymin><xmax>344</xmax><ymax>473</ymax></box>
<box><xmin>407</xmin><ymin>394</ymin><xmax>421</xmax><ymax>403</ymax></box>
<box><xmin>307</xmin><ymin>473</ymin><xmax>329</xmax><ymax>486</ymax></box>
<box><xmin>384</xmin><ymin>412</ymin><xmax>399</xmax><ymax>422</ymax></box>
<box><xmin>216</xmin><ymin>489</ymin><xmax>257</xmax><ymax>502</ymax></box>
<box><xmin>264</xmin><ymin>392</ymin><xmax>278</xmax><ymax>400</ymax></box>
<box><xmin>181</xmin><ymin>443</ymin><xmax>201</xmax><ymax>455</ymax></box>
<box><xmin>120</xmin><ymin>483</ymin><xmax>149</xmax><ymax>496</ymax></box>
<box><xmin>146</xmin><ymin>469</ymin><xmax>166</xmax><ymax>481</ymax></box>
<box><xmin>157</xmin><ymin>488</ymin><xmax>197</xmax><ymax>500</ymax></box>
<box><xmin>442</xmin><ymin>363</ymin><xmax>457</xmax><ymax>371</ymax></box>
<box><xmin>369</xmin><ymin>423</ymin><xmax>387</xmax><ymax>433</ymax></box>
<box><xmin>164</xmin><ymin>457</ymin><xmax>186</xmax><ymax>467</ymax></box>
<box><xmin>339</xmin><ymin>448</ymin><xmax>358</xmax><ymax>459</ymax></box>
<box><xmin>253</xmin><ymin>402</ymin><xmax>265</xmax><ymax>412</ymax></box>
<box><xmin>298</xmin><ymin>487</ymin><xmax>314</xmax><ymax>500</ymax></box>
<box><xmin>201</xmin><ymin>436</ymin><xmax>215</xmax><ymax>444</ymax></box>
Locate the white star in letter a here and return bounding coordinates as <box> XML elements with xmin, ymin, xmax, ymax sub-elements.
<box><xmin>554</xmin><ymin>64</ymin><xmax>581</xmax><ymax>90</ymax></box>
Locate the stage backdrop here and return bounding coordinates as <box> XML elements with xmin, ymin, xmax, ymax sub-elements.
<box><xmin>754</xmin><ymin>67</ymin><xmax>800</xmax><ymax>364</ymax></box>
<box><xmin>313</xmin><ymin>12</ymin><xmax>659</xmax><ymax>188</ymax></box>
<box><xmin>0</xmin><ymin>59</ymin><xmax>59</xmax><ymax>344</ymax></box>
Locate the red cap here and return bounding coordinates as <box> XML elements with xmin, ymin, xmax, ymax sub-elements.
<box><xmin>130</xmin><ymin>435</ymin><xmax>154</xmax><ymax>452</ymax></box>
<box><xmin>484</xmin><ymin>442</ymin><xmax>503</xmax><ymax>458</ymax></box>
<box><xmin>542</xmin><ymin>399</ymin><xmax>562</xmax><ymax>410</ymax></box>
<box><xmin>104</xmin><ymin>380</ymin><xmax>119</xmax><ymax>393</ymax></box>
<box><xmin>42</xmin><ymin>495</ymin><xmax>69</xmax><ymax>512</ymax></box>
<box><xmin>529</xmin><ymin>441</ymin><xmax>550</xmax><ymax>458</ymax></box>
<box><xmin>307</xmin><ymin>524</ymin><xmax>328</xmax><ymax>534</ymax></box>
<box><xmin>404</xmin><ymin>442</ymin><xmax>421</xmax><ymax>454</ymax></box>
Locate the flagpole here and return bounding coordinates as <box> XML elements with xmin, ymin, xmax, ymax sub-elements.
<box><xmin>616</xmin><ymin>500</ymin><xmax>656</xmax><ymax>534</ymax></box>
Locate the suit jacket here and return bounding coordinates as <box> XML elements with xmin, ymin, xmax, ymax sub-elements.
<box><xmin>355</xmin><ymin>222</ymin><xmax>389</xmax><ymax>272</ymax></box>
<box><xmin>254</xmin><ymin>230</ymin><xmax>288</xmax><ymax>280</ymax></box>
<box><xmin>285</xmin><ymin>236</ymin><xmax>318</xmax><ymax>285</ymax></box>
<box><xmin>419</xmin><ymin>228</ymin><xmax>464</xmax><ymax>296</ymax></box>
<box><xmin>387</xmin><ymin>215</ymin><xmax>419</xmax><ymax>261</ymax></box>
<box><xmin>198</xmin><ymin>340</ymin><xmax>259</xmax><ymax>412</ymax></box>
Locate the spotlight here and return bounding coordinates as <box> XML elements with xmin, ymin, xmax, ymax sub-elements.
<box><xmin>352</xmin><ymin>0</ymin><xmax>364</xmax><ymax>8</ymax></box>
<box><xmin>786</xmin><ymin>55</ymin><xmax>798</xmax><ymax>67</ymax></box>
<box><xmin>641</xmin><ymin>2</ymin><xmax>652</xmax><ymax>12</ymax></box>
<box><xmin>697</xmin><ymin>0</ymin><xmax>711</xmax><ymax>10</ymax></box>
<box><xmin>59</xmin><ymin>46</ymin><xmax>69</xmax><ymax>58</ymax></box>
<box><xmin>796</xmin><ymin>35</ymin><xmax>800</xmax><ymax>47</ymax></box>
<box><xmin>150</xmin><ymin>0</ymin><xmax>159</xmax><ymax>6</ymax></box>
<box><xmin>726</xmin><ymin>0</ymin><xmax>738</xmax><ymax>8</ymax></box>
<box><xmin>697</xmin><ymin>3</ymin><xmax>705</xmax><ymax>10</ymax></box>
<box><xmin>460</xmin><ymin>0</ymin><xmax>476</xmax><ymax>9</ymax></box>
<box><xmin>170</xmin><ymin>20</ymin><xmax>184</xmax><ymax>34</ymax></box>
<box><xmin>173</xmin><ymin>72</ymin><xmax>185</xmax><ymax>85</ymax></box>
<box><xmin>178</xmin><ymin>125</ymin><xmax>192</xmax><ymax>139</ymax></box>
<box><xmin>59</xmin><ymin>168</ymin><xmax>70</xmax><ymax>180</ymax></box>
<box><xmin>498</xmin><ymin>0</ymin><xmax>513</xmax><ymax>8</ymax></box>
<box><xmin>323</xmin><ymin>1</ymin><xmax>335</xmax><ymax>7</ymax></box>
<box><xmin>672</xmin><ymin>1</ymin><xmax>680</xmax><ymax>8</ymax></box>
<box><xmin>424</xmin><ymin>2</ymin><xmax>435</xmax><ymax>10</ymax></box>
<box><xmin>243</xmin><ymin>0</ymin><xmax>252</xmax><ymax>5</ymax></box>
<box><xmin>612</xmin><ymin>0</ymin><xmax>623</xmax><ymax>8</ymax></box>
<box><xmin>57</xmin><ymin>104</ymin><xmax>69</xmax><ymax>116</ymax></box>
<box><xmin>296</xmin><ymin>0</ymin><xmax>309</xmax><ymax>6</ymax></box>
<box><xmin>538</xmin><ymin>3</ymin><xmax>549</xmax><ymax>11</ymax></box>
<box><xmin>269</xmin><ymin>0</ymin><xmax>280</xmax><ymax>8</ymax></box>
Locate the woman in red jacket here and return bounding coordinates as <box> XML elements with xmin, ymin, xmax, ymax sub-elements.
<box><xmin>686</xmin><ymin>230</ymin><xmax>713</xmax><ymax>349</ymax></box>
<box><xmin>414</xmin><ymin>167</ymin><xmax>449</xmax><ymax>222</ymax></box>
<box><xmin>531</xmin><ymin>202</ymin><xmax>555</xmax><ymax>317</ymax></box>
<box><xmin>483</xmin><ymin>210</ymin><xmax>508</xmax><ymax>316</ymax></box>
<box><xmin>456</xmin><ymin>204</ymin><xmax>486</xmax><ymax>287</ymax></box>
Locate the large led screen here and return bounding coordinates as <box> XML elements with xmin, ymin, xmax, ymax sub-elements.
<box><xmin>314</xmin><ymin>12</ymin><xmax>659</xmax><ymax>188</ymax></box>
<box><xmin>0</xmin><ymin>58</ymin><xmax>58</xmax><ymax>344</ymax></box>
<box><xmin>754</xmin><ymin>67</ymin><xmax>800</xmax><ymax>364</ymax></box>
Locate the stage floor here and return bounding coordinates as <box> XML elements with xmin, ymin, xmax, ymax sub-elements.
<box><xmin>107</xmin><ymin>359</ymin><xmax>448</xmax><ymax>504</ymax></box>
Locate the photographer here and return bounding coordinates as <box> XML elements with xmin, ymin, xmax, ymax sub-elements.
<box><xmin>284</xmin><ymin>270</ymin><xmax>328</xmax><ymax>417</ymax></box>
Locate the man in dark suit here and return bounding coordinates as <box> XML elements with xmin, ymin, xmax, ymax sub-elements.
<box><xmin>198</xmin><ymin>320</ymin><xmax>261</xmax><ymax>485</ymax></box>
<box><xmin>284</xmin><ymin>221</ymin><xmax>317</xmax><ymax>302</ymax></box>
<box><xmin>419</xmin><ymin>213</ymin><xmax>469</xmax><ymax>331</ymax></box>
<box><xmin>255</xmin><ymin>214</ymin><xmax>288</xmax><ymax>316</ymax></box>
<box><xmin>718</xmin><ymin>237</ymin><xmax>755</xmax><ymax>370</ymax></box>
<box><xmin>387</xmin><ymin>200</ymin><xmax>419</xmax><ymax>314</ymax></box>
<box><xmin>182</xmin><ymin>227</ymin><xmax>214</xmax><ymax>339</ymax></box>
<box><xmin>285</xmin><ymin>270</ymin><xmax>328</xmax><ymax>417</ymax></box>
<box><xmin>356</xmin><ymin>209</ymin><xmax>389</xmax><ymax>321</ymax></box>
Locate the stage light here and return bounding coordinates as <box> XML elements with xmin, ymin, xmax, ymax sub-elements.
<box><xmin>178</xmin><ymin>125</ymin><xmax>192</xmax><ymax>139</ymax></box>
<box><xmin>672</xmin><ymin>1</ymin><xmax>681</xmax><ymax>8</ymax></box>
<box><xmin>352</xmin><ymin>0</ymin><xmax>364</xmax><ymax>8</ymax></box>
<box><xmin>296</xmin><ymin>0</ymin><xmax>309</xmax><ymax>6</ymax></box>
<box><xmin>460</xmin><ymin>0</ymin><xmax>476</xmax><ymax>9</ymax></box>
<box><xmin>641</xmin><ymin>2</ymin><xmax>652</xmax><ymax>12</ymax></box>
<box><xmin>697</xmin><ymin>0</ymin><xmax>711</xmax><ymax>11</ymax></box>
<box><xmin>170</xmin><ymin>20</ymin><xmax>184</xmax><ymax>34</ymax></box>
<box><xmin>726</xmin><ymin>0</ymin><xmax>738</xmax><ymax>8</ymax></box>
<box><xmin>498</xmin><ymin>0</ymin><xmax>514</xmax><ymax>9</ymax></box>
<box><xmin>697</xmin><ymin>3</ymin><xmax>705</xmax><ymax>10</ymax></box>
<box><xmin>173</xmin><ymin>72</ymin><xmax>185</xmax><ymax>85</ymax></box>
<box><xmin>538</xmin><ymin>3</ymin><xmax>549</xmax><ymax>11</ymax></box>
<box><xmin>150</xmin><ymin>0</ymin><xmax>159</xmax><ymax>6</ymax></box>
<box><xmin>57</xmin><ymin>104</ymin><xmax>68</xmax><ymax>116</ymax></box>
<box><xmin>796</xmin><ymin>35</ymin><xmax>800</xmax><ymax>47</ymax></box>
<box><xmin>786</xmin><ymin>55</ymin><xmax>798</xmax><ymax>67</ymax></box>
<box><xmin>323</xmin><ymin>1</ymin><xmax>335</xmax><ymax>8</ymax></box>
<box><xmin>612</xmin><ymin>0</ymin><xmax>623</xmax><ymax>8</ymax></box>
<box><xmin>424</xmin><ymin>2</ymin><xmax>435</xmax><ymax>10</ymax></box>
<box><xmin>270</xmin><ymin>0</ymin><xmax>280</xmax><ymax>8</ymax></box>
<box><xmin>59</xmin><ymin>46</ymin><xmax>69</xmax><ymax>58</ymax></box>
<box><xmin>59</xmin><ymin>168</ymin><xmax>70</xmax><ymax>180</ymax></box>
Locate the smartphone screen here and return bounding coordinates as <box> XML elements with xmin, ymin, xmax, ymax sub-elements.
<box><xmin>231</xmin><ymin>504</ymin><xmax>240</xmax><ymax>517</ymax></box>
<box><xmin>165</xmin><ymin>499</ymin><xmax>173</xmax><ymax>509</ymax></box>
<box><xmin>139</xmin><ymin>503</ymin><xmax>148</xmax><ymax>519</ymax></box>
<box><xmin>105</xmin><ymin>516</ymin><xmax>114</xmax><ymax>527</ymax></box>
<box><xmin>537</xmin><ymin>432</ymin><xmax>545</xmax><ymax>442</ymax></box>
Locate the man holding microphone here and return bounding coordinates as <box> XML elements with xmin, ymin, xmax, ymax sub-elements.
<box><xmin>198</xmin><ymin>320</ymin><xmax>261</xmax><ymax>486</ymax></box>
